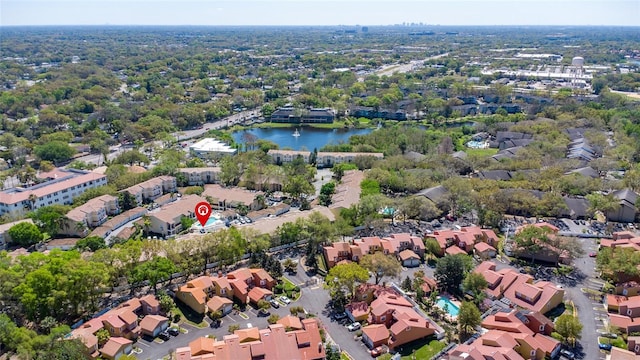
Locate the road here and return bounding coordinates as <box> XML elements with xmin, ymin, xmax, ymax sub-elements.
<box><xmin>74</xmin><ymin>110</ymin><xmax>255</xmax><ymax>166</ymax></box>
<box><xmin>368</xmin><ymin>52</ymin><xmax>450</xmax><ymax>79</ymax></box>
<box><xmin>137</xmin><ymin>254</ymin><xmax>372</xmax><ymax>360</ymax></box>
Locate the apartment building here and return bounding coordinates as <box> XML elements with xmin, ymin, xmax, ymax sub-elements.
<box><xmin>121</xmin><ymin>176</ymin><xmax>176</xmax><ymax>205</ymax></box>
<box><xmin>148</xmin><ymin>194</ymin><xmax>206</xmax><ymax>237</ymax></box>
<box><xmin>177</xmin><ymin>167</ymin><xmax>221</xmax><ymax>186</ymax></box>
<box><xmin>270</xmin><ymin>107</ymin><xmax>335</xmax><ymax>124</ymax></box>
<box><xmin>175</xmin><ymin>319</ymin><xmax>326</xmax><ymax>360</ymax></box>
<box><xmin>267</xmin><ymin>149</ymin><xmax>384</xmax><ymax>167</ymax></box>
<box><xmin>323</xmin><ymin>233</ymin><xmax>425</xmax><ymax>268</ymax></box>
<box><xmin>62</xmin><ymin>194</ymin><xmax>120</xmax><ymax>236</ymax></box>
<box><xmin>0</xmin><ymin>169</ymin><xmax>107</xmax><ymax>216</ymax></box>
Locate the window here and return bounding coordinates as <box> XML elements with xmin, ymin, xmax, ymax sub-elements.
<box><xmin>380</xmin><ymin>316</ymin><xmax>386</xmax><ymax>321</ymax></box>
<box><xmin>628</xmin><ymin>309</ymin><xmax>633</xmax><ymax>316</ymax></box>
<box><xmin>539</xmin><ymin>325</ymin><xmax>545</xmax><ymax>332</ymax></box>
<box><xmin>635</xmin><ymin>344</ymin><xmax>640</xmax><ymax>352</ymax></box>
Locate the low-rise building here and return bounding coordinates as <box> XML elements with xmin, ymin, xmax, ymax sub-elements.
<box><xmin>176</xmin><ymin>268</ymin><xmax>275</xmax><ymax>314</ymax></box>
<box><xmin>475</xmin><ymin>261</ymin><xmax>565</xmax><ymax>314</ymax></box>
<box><xmin>203</xmin><ymin>184</ymin><xmax>263</xmax><ymax>211</ymax></box>
<box><xmin>100</xmin><ymin>337</ymin><xmax>133</xmax><ymax>360</ymax></box>
<box><xmin>62</xmin><ymin>194</ymin><xmax>120</xmax><ymax>236</ymax></box>
<box><xmin>0</xmin><ymin>169</ymin><xmax>107</xmax><ymax>217</ymax></box>
<box><xmin>139</xmin><ymin>315</ymin><xmax>169</xmax><ymax>338</ymax></box>
<box><xmin>121</xmin><ymin>176</ymin><xmax>176</xmax><ymax>205</ymax></box>
<box><xmin>177</xmin><ymin>167</ymin><xmax>221</xmax><ymax>186</ymax></box>
<box><xmin>148</xmin><ymin>194</ymin><xmax>206</xmax><ymax>237</ymax></box>
<box><xmin>323</xmin><ymin>233</ymin><xmax>425</xmax><ymax>269</ymax></box>
<box><xmin>426</xmin><ymin>226</ymin><xmax>499</xmax><ymax>256</ymax></box>
<box><xmin>267</xmin><ymin>149</ymin><xmax>383</xmax><ymax>167</ymax></box>
<box><xmin>189</xmin><ymin>138</ymin><xmax>237</xmax><ymax>158</ymax></box>
<box><xmin>175</xmin><ymin>319</ymin><xmax>326</xmax><ymax>360</ymax></box>
<box><xmin>270</xmin><ymin>107</ymin><xmax>334</xmax><ymax>123</ymax></box>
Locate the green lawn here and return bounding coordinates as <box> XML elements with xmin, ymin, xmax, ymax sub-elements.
<box><xmin>399</xmin><ymin>339</ymin><xmax>446</xmax><ymax>359</ymax></box>
<box><xmin>464</xmin><ymin>147</ymin><xmax>498</xmax><ymax>157</ymax></box>
<box><xmin>282</xmin><ymin>277</ymin><xmax>302</xmax><ymax>300</ymax></box>
<box><xmin>172</xmin><ymin>300</ymin><xmax>208</xmax><ymax>328</ymax></box>
<box><xmin>599</xmin><ymin>336</ymin><xmax>626</xmax><ymax>349</ymax></box>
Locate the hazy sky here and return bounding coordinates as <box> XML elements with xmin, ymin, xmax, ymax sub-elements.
<box><xmin>2</xmin><ymin>0</ymin><xmax>639</xmax><ymax>26</ymax></box>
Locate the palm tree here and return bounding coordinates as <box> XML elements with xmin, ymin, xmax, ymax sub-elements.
<box><xmin>142</xmin><ymin>215</ymin><xmax>151</xmax><ymax>237</ymax></box>
<box><xmin>27</xmin><ymin>194</ymin><xmax>38</xmax><ymax>211</ymax></box>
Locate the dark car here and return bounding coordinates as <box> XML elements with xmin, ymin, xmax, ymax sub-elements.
<box><xmin>158</xmin><ymin>330</ymin><xmax>171</xmax><ymax>341</ymax></box>
<box><xmin>598</xmin><ymin>343</ymin><xmax>612</xmax><ymax>350</ymax></box>
<box><xmin>167</xmin><ymin>328</ymin><xmax>180</xmax><ymax>336</ymax></box>
<box><xmin>333</xmin><ymin>312</ymin><xmax>347</xmax><ymax>321</ymax></box>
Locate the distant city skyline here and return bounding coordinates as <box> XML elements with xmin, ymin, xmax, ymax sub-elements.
<box><xmin>1</xmin><ymin>0</ymin><xmax>639</xmax><ymax>27</ymax></box>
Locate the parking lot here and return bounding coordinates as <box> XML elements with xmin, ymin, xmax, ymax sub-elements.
<box><xmin>136</xmin><ymin>260</ymin><xmax>373</xmax><ymax>360</ymax></box>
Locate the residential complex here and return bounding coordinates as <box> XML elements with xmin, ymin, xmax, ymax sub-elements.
<box><xmin>0</xmin><ymin>169</ymin><xmax>107</xmax><ymax>216</ymax></box>
<box><xmin>177</xmin><ymin>167</ymin><xmax>221</xmax><ymax>186</ymax></box>
<box><xmin>147</xmin><ymin>194</ymin><xmax>207</xmax><ymax>237</ymax></box>
<box><xmin>267</xmin><ymin>149</ymin><xmax>384</xmax><ymax>168</ymax></box>
<box><xmin>121</xmin><ymin>176</ymin><xmax>177</xmax><ymax>205</ymax></box>
<box><xmin>474</xmin><ymin>261</ymin><xmax>565</xmax><ymax>314</ymax></box>
<box><xmin>62</xmin><ymin>194</ymin><xmax>120</xmax><ymax>237</ymax></box>
<box><xmin>270</xmin><ymin>107</ymin><xmax>335</xmax><ymax>124</ymax></box>
<box><xmin>426</xmin><ymin>225</ymin><xmax>499</xmax><ymax>257</ymax></box>
<box><xmin>346</xmin><ymin>284</ymin><xmax>440</xmax><ymax>351</ymax></box>
<box><xmin>176</xmin><ymin>318</ymin><xmax>325</xmax><ymax>360</ymax></box>
<box><xmin>70</xmin><ymin>295</ymin><xmax>164</xmax><ymax>359</ymax></box>
<box><xmin>202</xmin><ymin>184</ymin><xmax>263</xmax><ymax>211</ymax></box>
<box><xmin>322</xmin><ymin>233</ymin><xmax>425</xmax><ymax>268</ymax></box>
<box><xmin>176</xmin><ymin>268</ymin><xmax>276</xmax><ymax>314</ymax></box>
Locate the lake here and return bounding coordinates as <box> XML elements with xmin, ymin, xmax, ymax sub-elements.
<box><xmin>232</xmin><ymin>126</ymin><xmax>373</xmax><ymax>151</ymax></box>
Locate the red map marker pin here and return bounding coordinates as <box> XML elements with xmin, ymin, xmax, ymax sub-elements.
<box><xmin>195</xmin><ymin>202</ymin><xmax>212</xmax><ymax>227</ymax></box>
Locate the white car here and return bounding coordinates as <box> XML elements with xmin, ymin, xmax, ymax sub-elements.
<box><xmin>346</xmin><ymin>322</ymin><xmax>361</xmax><ymax>332</ymax></box>
<box><xmin>279</xmin><ymin>296</ymin><xmax>291</xmax><ymax>304</ymax></box>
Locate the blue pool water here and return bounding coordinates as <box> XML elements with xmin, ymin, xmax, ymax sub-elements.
<box><xmin>436</xmin><ymin>297</ymin><xmax>460</xmax><ymax>316</ymax></box>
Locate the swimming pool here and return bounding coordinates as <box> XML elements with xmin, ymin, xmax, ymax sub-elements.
<box><xmin>436</xmin><ymin>296</ymin><xmax>460</xmax><ymax>317</ymax></box>
<box><xmin>191</xmin><ymin>214</ymin><xmax>225</xmax><ymax>232</ymax></box>
<box><xmin>466</xmin><ymin>140</ymin><xmax>489</xmax><ymax>149</ymax></box>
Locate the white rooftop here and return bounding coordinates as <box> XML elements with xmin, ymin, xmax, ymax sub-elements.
<box><xmin>189</xmin><ymin>138</ymin><xmax>236</xmax><ymax>154</ymax></box>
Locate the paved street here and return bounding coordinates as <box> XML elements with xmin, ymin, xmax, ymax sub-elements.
<box><xmin>136</xmin><ymin>255</ymin><xmax>372</xmax><ymax>360</ymax></box>
<box><xmin>74</xmin><ymin>110</ymin><xmax>255</xmax><ymax>166</ymax></box>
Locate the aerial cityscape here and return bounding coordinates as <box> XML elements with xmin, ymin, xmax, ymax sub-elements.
<box><xmin>0</xmin><ymin>2</ymin><xmax>639</xmax><ymax>360</ymax></box>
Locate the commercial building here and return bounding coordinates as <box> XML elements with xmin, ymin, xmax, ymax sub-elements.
<box><xmin>189</xmin><ymin>138</ymin><xmax>237</xmax><ymax>158</ymax></box>
<box><xmin>0</xmin><ymin>169</ymin><xmax>107</xmax><ymax>217</ymax></box>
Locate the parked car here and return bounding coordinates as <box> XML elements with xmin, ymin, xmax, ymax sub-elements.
<box><xmin>560</xmin><ymin>349</ymin><xmax>575</xmax><ymax>359</ymax></box>
<box><xmin>602</xmin><ymin>332</ymin><xmax>618</xmax><ymax>339</ymax></box>
<box><xmin>589</xmin><ymin>252</ymin><xmax>597</xmax><ymax>257</ymax></box>
<box><xmin>346</xmin><ymin>322</ymin><xmax>361</xmax><ymax>332</ymax></box>
<box><xmin>167</xmin><ymin>328</ymin><xmax>180</xmax><ymax>336</ymax></box>
<box><xmin>158</xmin><ymin>330</ymin><xmax>171</xmax><ymax>341</ymax></box>
<box><xmin>279</xmin><ymin>296</ymin><xmax>291</xmax><ymax>304</ymax></box>
<box><xmin>333</xmin><ymin>312</ymin><xmax>347</xmax><ymax>321</ymax></box>
<box><xmin>598</xmin><ymin>343</ymin><xmax>612</xmax><ymax>350</ymax></box>
<box><xmin>270</xmin><ymin>299</ymin><xmax>280</xmax><ymax>308</ymax></box>
<box><xmin>370</xmin><ymin>346</ymin><xmax>388</xmax><ymax>357</ymax></box>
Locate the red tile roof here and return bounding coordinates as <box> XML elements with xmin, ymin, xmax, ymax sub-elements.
<box><xmin>362</xmin><ymin>324</ymin><xmax>390</xmax><ymax>343</ymax></box>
